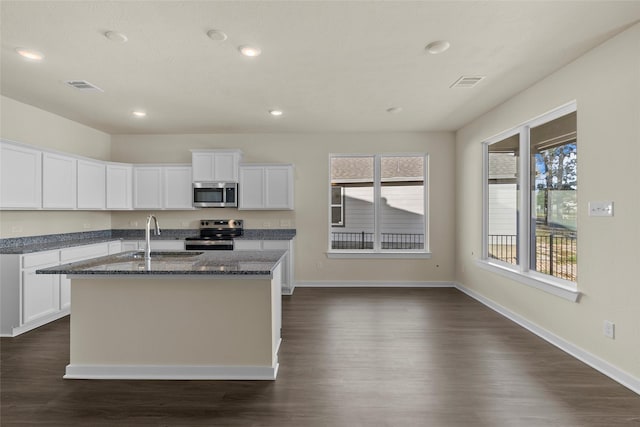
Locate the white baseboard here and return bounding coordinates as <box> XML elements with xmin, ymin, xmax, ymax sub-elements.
<box><xmin>454</xmin><ymin>282</ymin><xmax>640</xmax><ymax>396</ymax></box>
<box><xmin>10</xmin><ymin>309</ymin><xmax>70</xmax><ymax>337</ymax></box>
<box><xmin>295</xmin><ymin>280</ymin><xmax>454</xmax><ymax>288</ymax></box>
<box><xmin>64</xmin><ymin>363</ymin><xmax>279</xmax><ymax>380</ymax></box>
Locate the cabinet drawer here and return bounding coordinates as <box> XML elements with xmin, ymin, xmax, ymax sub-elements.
<box><xmin>22</xmin><ymin>251</ymin><xmax>60</xmax><ymax>268</ymax></box>
<box><xmin>234</xmin><ymin>240</ymin><xmax>262</xmax><ymax>251</ymax></box>
<box><xmin>263</xmin><ymin>240</ymin><xmax>289</xmax><ymax>250</ymax></box>
<box><xmin>60</xmin><ymin>243</ymin><xmax>109</xmax><ymax>263</ymax></box>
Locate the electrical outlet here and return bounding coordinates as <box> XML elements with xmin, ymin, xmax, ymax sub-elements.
<box><xmin>280</xmin><ymin>219</ymin><xmax>291</xmax><ymax>227</ymax></box>
<box><xmin>603</xmin><ymin>320</ymin><xmax>615</xmax><ymax>339</ymax></box>
<box><xmin>589</xmin><ymin>201</ymin><xmax>614</xmax><ymax>217</ymax></box>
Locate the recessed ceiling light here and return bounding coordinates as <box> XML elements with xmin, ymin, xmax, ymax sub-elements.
<box><xmin>15</xmin><ymin>48</ymin><xmax>44</xmax><ymax>61</ymax></box>
<box><xmin>425</xmin><ymin>40</ymin><xmax>450</xmax><ymax>55</ymax></box>
<box><xmin>207</xmin><ymin>29</ymin><xmax>228</xmax><ymax>41</ymax></box>
<box><xmin>104</xmin><ymin>31</ymin><xmax>128</xmax><ymax>43</ymax></box>
<box><xmin>386</xmin><ymin>107</ymin><xmax>403</xmax><ymax>114</ymax></box>
<box><xmin>269</xmin><ymin>109</ymin><xmax>283</xmax><ymax>116</ymax></box>
<box><xmin>132</xmin><ymin>110</ymin><xmax>147</xmax><ymax>118</ymax></box>
<box><xmin>238</xmin><ymin>45</ymin><xmax>261</xmax><ymax>57</ymax></box>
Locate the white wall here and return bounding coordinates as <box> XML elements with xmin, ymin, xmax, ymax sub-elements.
<box><xmin>111</xmin><ymin>132</ymin><xmax>456</xmax><ymax>283</ymax></box>
<box><xmin>0</xmin><ymin>96</ymin><xmax>112</xmax><ymax>237</ymax></box>
<box><xmin>455</xmin><ymin>23</ymin><xmax>640</xmax><ymax>380</ymax></box>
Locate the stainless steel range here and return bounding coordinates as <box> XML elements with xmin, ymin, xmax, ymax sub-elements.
<box><xmin>184</xmin><ymin>219</ymin><xmax>243</xmax><ymax>250</ymax></box>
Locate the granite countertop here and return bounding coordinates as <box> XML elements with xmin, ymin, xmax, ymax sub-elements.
<box><xmin>0</xmin><ymin>229</ymin><xmax>296</xmax><ymax>254</ymax></box>
<box><xmin>36</xmin><ymin>250</ymin><xmax>286</xmax><ymax>277</ymax></box>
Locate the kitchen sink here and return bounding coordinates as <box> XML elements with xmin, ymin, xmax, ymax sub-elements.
<box><xmin>129</xmin><ymin>251</ymin><xmax>204</xmax><ymax>259</ymax></box>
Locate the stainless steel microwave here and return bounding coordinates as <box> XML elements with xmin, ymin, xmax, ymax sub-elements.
<box><xmin>193</xmin><ymin>182</ymin><xmax>238</xmax><ymax>208</ymax></box>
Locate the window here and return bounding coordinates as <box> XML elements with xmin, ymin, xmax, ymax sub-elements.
<box><xmin>483</xmin><ymin>102</ymin><xmax>577</xmax><ymax>288</ymax></box>
<box><xmin>329</xmin><ymin>154</ymin><xmax>428</xmax><ymax>256</ymax></box>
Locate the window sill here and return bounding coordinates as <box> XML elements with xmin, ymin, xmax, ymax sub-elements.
<box><xmin>327</xmin><ymin>251</ymin><xmax>432</xmax><ymax>259</ymax></box>
<box><xmin>475</xmin><ymin>259</ymin><xmax>580</xmax><ymax>302</ymax></box>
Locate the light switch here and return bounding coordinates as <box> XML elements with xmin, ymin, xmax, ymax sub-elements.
<box><xmin>588</xmin><ymin>201</ymin><xmax>614</xmax><ymax>217</ymax></box>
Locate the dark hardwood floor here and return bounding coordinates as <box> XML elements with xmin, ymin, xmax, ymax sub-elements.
<box><xmin>2</xmin><ymin>287</ymin><xmax>639</xmax><ymax>426</ymax></box>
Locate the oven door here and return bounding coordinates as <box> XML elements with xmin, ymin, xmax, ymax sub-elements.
<box><xmin>185</xmin><ymin>239</ymin><xmax>234</xmax><ymax>250</ymax></box>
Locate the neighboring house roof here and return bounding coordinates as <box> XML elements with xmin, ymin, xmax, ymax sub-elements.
<box><xmin>331</xmin><ymin>156</ymin><xmax>424</xmax><ymax>182</ymax></box>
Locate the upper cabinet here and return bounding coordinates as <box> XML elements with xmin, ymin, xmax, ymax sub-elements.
<box><xmin>163</xmin><ymin>166</ymin><xmax>193</xmax><ymax>209</ymax></box>
<box><xmin>133</xmin><ymin>165</ymin><xmax>193</xmax><ymax>210</ymax></box>
<box><xmin>106</xmin><ymin>163</ymin><xmax>133</xmax><ymax>210</ymax></box>
<box><xmin>191</xmin><ymin>149</ymin><xmax>242</xmax><ymax>182</ymax></box>
<box><xmin>77</xmin><ymin>159</ymin><xmax>106</xmax><ymax>209</ymax></box>
<box><xmin>0</xmin><ymin>141</ymin><xmax>42</xmax><ymax>209</ymax></box>
<box><xmin>42</xmin><ymin>152</ymin><xmax>77</xmax><ymax>209</ymax></box>
<box><xmin>133</xmin><ymin>166</ymin><xmax>163</xmax><ymax>209</ymax></box>
<box><xmin>239</xmin><ymin>164</ymin><xmax>294</xmax><ymax>210</ymax></box>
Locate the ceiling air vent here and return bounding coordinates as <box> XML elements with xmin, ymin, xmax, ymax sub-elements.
<box><xmin>450</xmin><ymin>76</ymin><xmax>485</xmax><ymax>88</ymax></box>
<box><xmin>64</xmin><ymin>80</ymin><xmax>104</xmax><ymax>92</ymax></box>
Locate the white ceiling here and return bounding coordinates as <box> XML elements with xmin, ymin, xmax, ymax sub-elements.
<box><xmin>2</xmin><ymin>1</ymin><xmax>639</xmax><ymax>135</ymax></box>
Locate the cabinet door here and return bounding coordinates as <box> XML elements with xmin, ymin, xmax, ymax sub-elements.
<box><xmin>238</xmin><ymin>166</ymin><xmax>265</xmax><ymax>209</ymax></box>
<box><xmin>22</xmin><ymin>266</ymin><xmax>60</xmax><ymax>324</ymax></box>
<box><xmin>121</xmin><ymin>241</ymin><xmax>141</xmax><ymax>251</ymax></box>
<box><xmin>212</xmin><ymin>152</ymin><xmax>239</xmax><ymax>181</ymax></box>
<box><xmin>77</xmin><ymin>159</ymin><xmax>106</xmax><ymax>209</ymax></box>
<box><xmin>164</xmin><ymin>167</ymin><xmax>193</xmax><ymax>209</ymax></box>
<box><xmin>265</xmin><ymin>166</ymin><xmax>294</xmax><ymax>209</ymax></box>
<box><xmin>42</xmin><ymin>153</ymin><xmax>77</xmax><ymax>209</ymax></box>
<box><xmin>106</xmin><ymin>164</ymin><xmax>133</xmax><ymax>209</ymax></box>
<box><xmin>0</xmin><ymin>142</ymin><xmax>42</xmax><ymax>209</ymax></box>
<box><xmin>191</xmin><ymin>153</ymin><xmax>213</xmax><ymax>182</ymax></box>
<box><xmin>133</xmin><ymin>167</ymin><xmax>163</xmax><ymax>209</ymax></box>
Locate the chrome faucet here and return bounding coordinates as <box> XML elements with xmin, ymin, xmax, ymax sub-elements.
<box><xmin>145</xmin><ymin>215</ymin><xmax>161</xmax><ymax>260</ymax></box>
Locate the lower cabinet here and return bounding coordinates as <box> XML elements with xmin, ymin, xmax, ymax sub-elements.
<box><xmin>234</xmin><ymin>238</ymin><xmax>295</xmax><ymax>294</ymax></box>
<box><xmin>22</xmin><ymin>263</ymin><xmax>60</xmax><ymax>324</ymax></box>
<box><xmin>0</xmin><ymin>241</ymin><xmax>117</xmax><ymax>337</ymax></box>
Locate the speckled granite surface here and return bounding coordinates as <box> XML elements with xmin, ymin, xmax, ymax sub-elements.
<box><xmin>0</xmin><ymin>229</ymin><xmax>295</xmax><ymax>254</ymax></box>
<box><xmin>36</xmin><ymin>250</ymin><xmax>286</xmax><ymax>276</ymax></box>
<box><xmin>237</xmin><ymin>229</ymin><xmax>296</xmax><ymax>240</ymax></box>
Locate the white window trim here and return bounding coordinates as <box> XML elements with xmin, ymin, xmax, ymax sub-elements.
<box><xmin>482</xmin><ymin>101</ymin><xmax>580</xmax><ymax>302</ymax></box>
<box><xmin>328</xmin><ymin>153</ymin><xmax>430</xmax><ymax>257</ymax></box>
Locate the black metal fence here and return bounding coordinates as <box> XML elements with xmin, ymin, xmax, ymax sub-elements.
<box><xmin>331</xmin><ymin>232</ymin><xmax>424</xmax><ymax>250</ymax></box>
<box><xmin>488</xmin><ymin>233</ymin><xmax>577</xmax><ymax>281</ymax></box>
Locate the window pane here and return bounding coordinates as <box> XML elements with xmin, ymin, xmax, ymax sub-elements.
<box><xmin>380</xmin><ymin>156</ymin><xmax>425</xmax><ymax>250</ymax></box>
<box><xmin>530</xmin><ymin>111</ymin><xmax>577</xmax><ymax>281</ymax></box>
<box><xmin>330</xmin><ymin>156</ymin><xmax>374</xmax><ymax>249</ymax></box>
<box><xmin>331</xmin><ymin>186</ymin><xmax>342</xmax><ymax>205</ymax></box>
<box><xmin>487</xmin><ymin>135</ymin><xmax>519</xmax><ymax>265</ymax></box>
<box><xmin>331</xmin><ymin>207</ymin><xmax>343</xmax><ymax>226</ymax></box>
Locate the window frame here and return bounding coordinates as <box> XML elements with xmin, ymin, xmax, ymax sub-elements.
<box><xmin>327</xmin><ymin>152</ymin><xmax>431</xmax><ymax>259</ymax></box>
<box><xmin>480</xmin><ymin>101</ymin><xmax>580</xmax><ymax>302</ymax></box>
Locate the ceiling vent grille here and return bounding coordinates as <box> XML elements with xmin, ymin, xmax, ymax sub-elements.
<box><xmin>64</xmin><ymin>80</ymin><xmax>104</xmax><ymax>92</ymax></box>
<box><xmin>450</xmin><ymin>76</ymin><xmax>485</xmax><ymax>88</ymax></box>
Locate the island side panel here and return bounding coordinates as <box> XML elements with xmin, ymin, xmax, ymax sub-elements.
<box><xmin>70</xmin><ymin>277</ymin><xmax>274</xmax><ymax>367</ymax></box>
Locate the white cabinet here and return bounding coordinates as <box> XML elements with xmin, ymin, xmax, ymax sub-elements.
<box><xmin>22</xmin><ymin>263</ymin><xmax>60</xmax><ymax>324</ymax></box>
<box><xmin>133</xmin><ymin>165</ymin><xmax>193</xmax><ymax>210</ymax></box>
<box><xmin>42</xmin><ymin>152</ymin><xmax>77</xmax><ymax>209</ymax></box>
<box><xmin>133</xmin><ymin>166</ymin><xmax>163</xmax><ymax>209</ymax></box>
<box><xmin>0</xmin><ymin>241</ymin><xmax>118</xmax><ymax>336</ymax></box>
<box><xmin>164</xmin><ymin>166</ymin><xmax>193</xmax><ymax>209</ymax></box>
<box><xmin>191</xmin><ymin>150</ymin><xmax>242</xmax><ymax>182</ymax></box>
<box><xmin>106</xmin><ymin>163</ymin><xmax>133</xmax><ymax>209</ymax></box>
<box><xmin>0</xmin><ymin>141</ymin><xmax>42</xmax><ymax>209</ymax></box>
<box><xmin>239</xmin><ymin>164</ymin><xmax>294</xmax><ymax>210</ymax></box>
<box><xmin>77</xmin><ymin>159</ymin><xmax>106</xmax><ymax>209</ymax></box>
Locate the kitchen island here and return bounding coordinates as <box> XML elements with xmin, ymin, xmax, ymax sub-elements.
<box><xmin>37</xmin><ymin>250</ymin><xmax>285</xmax><ymax>380</ymax></box>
